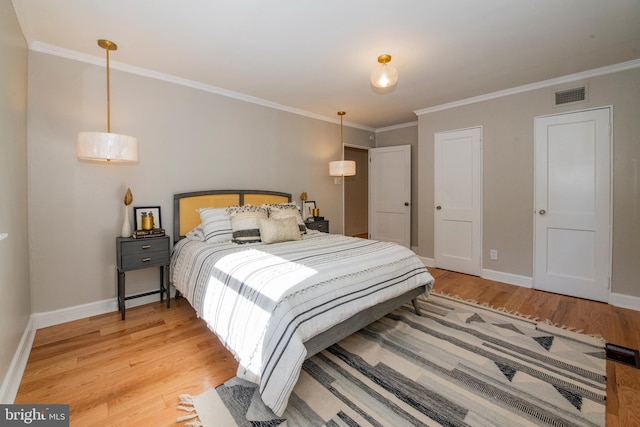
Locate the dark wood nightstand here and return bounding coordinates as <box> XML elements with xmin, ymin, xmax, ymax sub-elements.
<box><xmin>116</xmin><ymin>236</ymin><xmax>170</xmax><ymax>320</ymax></box>
<box><xmin>305</xmin><ymin>219</ymin><xmax>329</xmax><ymax>233</ymax></box>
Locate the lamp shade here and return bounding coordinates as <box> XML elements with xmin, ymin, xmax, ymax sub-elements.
<box><xmin>77</xmin><ymin>132</ymin><xmax>138</xmax><ymax>162</ymax></box>
<box><xmin>329</xmin><ymin>160</ymin><xmax>356</xmax><ymax>177</ymax></box>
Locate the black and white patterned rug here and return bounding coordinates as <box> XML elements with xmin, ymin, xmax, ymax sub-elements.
<box><xmin>179</xmin><ymin>293</ymin><xmax>606</xmax><ymax>426</ymax></box>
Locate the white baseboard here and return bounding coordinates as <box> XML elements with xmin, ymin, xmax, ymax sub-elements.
<box><xmin>609</xmin><ymin>292</ymin><xmax>640</xmax><ymax>311</ymax></box>
<box><xmin>415</xmin><ymin>254</ymin><xmax>532</xmax><ymax>288</ymax></box>
<box><xmin>0</xmin><ymin>317</ymin><xmax>36</xmax><ymax>404</ymax></box>
<box><xmin>418</xmin><ymin>256</ymin><xmax>435</xmax><ymax>268</ymax></box>
<box><xmin>481</xmin><ymin>269</ymin><xmax>533</xmax><ymax>288</ymax></box>
<box><xmin>1</xmin><ymin>289</ymin><xmax>172</xmax><ymax>403</ymax></box>
<box><xmin>32</xmin><ymin>290</ymin><xmax>170</xmax><ymax>329</ymax></box>
<box><xmin>32</xmin><ymin>298</ymin><xmax>117</xmax><ymax>330</ymax></box>
<box><xmin>454</xmin><ymin>267</ymin><xmax>640</xmax><ymax>312</ymax></box>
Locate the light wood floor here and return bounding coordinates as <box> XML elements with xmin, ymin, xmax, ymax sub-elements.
<box><xmin>15</xmin><ymin>268</ymin><xmax>640</xmax><ymax>426</ymax></box>
<box><xmin>351</xmin><ymin>232</ymin><xmax>369</xmax><ymax>239</ymax></box>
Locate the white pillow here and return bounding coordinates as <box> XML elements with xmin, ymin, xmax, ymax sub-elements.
<box><xmin>262</xmin><ymin>203</ymin><xmax>306</xmax><ymax>234</ymax></box>
<box><xmin>197</xmin><ymin>208</ymin><xmax>232</xmax><ymax>243</ymax></box>
<box><xmin>227</xmin><ymin>205</ymin><xmax>268</xmax><ymax>244</ymax></box>
<box><xmin>259</xmin><ymin>217</ymin><xmax>303</xmax><ymax>244</ymax></box>
<box><xmin>185</xmin><ymin>224</ymin><xmax>205</xmax><ymax>241</ymax></box>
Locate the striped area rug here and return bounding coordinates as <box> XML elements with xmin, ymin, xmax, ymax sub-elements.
<box><xmin>179</xmin><ymin>293</ymin><xmax>606</xmax><ymax>426</ymax></box>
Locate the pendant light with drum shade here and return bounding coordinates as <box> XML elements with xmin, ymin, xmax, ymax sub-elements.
<box><xmin>77</xmin><ymin>40</ymin><xmax>138</xmax><ymax>162</ymax></box>
<box><xmin>329</xmin><ymin>111</ymin><xmax>356</xmax><ymax>178</ymax></box>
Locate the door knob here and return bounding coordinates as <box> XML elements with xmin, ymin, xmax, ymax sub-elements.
<box><xmin>436</xmin><ymin>206</ymin><xmax>442</xmax><ymax>210</ymax></box>
<box><xmin>404</xmin><ymin>202</ymin><xmax>410</xmax><ymax>206</ymax></box>
<box><xmin>539</xmin><ymin>209</ymin><xmax>546</xmax><ymax>215</ymax></box>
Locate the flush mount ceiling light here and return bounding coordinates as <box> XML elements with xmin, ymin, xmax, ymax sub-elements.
<box><xmin>329</xmin><ymin>111</ymin><xmax>356</xmax><ymax>177</ymax></box>
<box><xmin>370</xmin><ymin>54</ymin><xmax>398</xmax><ymax>88</ymax></box>
<box><xmin>77</xmin><ymin>39</ymin><xmax>138</xmax><ymax>162</ymax></box>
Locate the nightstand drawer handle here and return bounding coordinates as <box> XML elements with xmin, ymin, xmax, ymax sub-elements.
<box><xmin>142</xmin><ymin>245</ymin><xmax>151</xmax><ymax>249</ymax></box>
<box><xmin>142</xmin><ymin>257</ymin><xmax>152</xmax><ymax>262</ymax></box>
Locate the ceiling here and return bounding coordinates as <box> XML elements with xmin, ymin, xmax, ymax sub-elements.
<box><xmin>11</xmin><ymin>0</ymin><xmax>640</xmax><ymax>130</ymax></box>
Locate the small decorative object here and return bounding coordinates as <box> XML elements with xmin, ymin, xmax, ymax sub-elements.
<box><xmin>303</xmin><ymin>201</ymin><xmax>316</xmax><ymax>220</ymax></box>
<box><xmin>141</xmin><ymin>211</ymin><xmax>154</xmax><ymax>230</ymax></box>
<box><xmin>134</xmin><ymin>206</ymin><xmax>162</xmax><ymax>231</ymax></box>
<box><xmin>312</xmin><ymin>208</ymin><xmax>320</xmax><ymax>218</ymax></box>
<box><xmin>121</xmin><ymin>188</ymin><xmax>133</xmax><ymax>237</ymax></box>
<box><xmin>132</xmin><ymin>228</ymin><xmax>166</xmax><ymax>239</ymax></box>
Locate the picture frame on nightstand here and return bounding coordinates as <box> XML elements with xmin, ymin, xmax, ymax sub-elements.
<box><xmin>303</xmin><ymin>201</ymin><xmax>316</xmax><ymax>220</ymax></box>
<box><xmin>134</xmin><ymin>206</ymin><xmax>162</xmax><ymax>230</ymax></box>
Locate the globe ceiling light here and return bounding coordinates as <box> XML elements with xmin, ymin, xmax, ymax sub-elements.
<box><xmin>370</xmin><ymin>54</ymin><xmax>398</xmax><ymax>88</ymax></box>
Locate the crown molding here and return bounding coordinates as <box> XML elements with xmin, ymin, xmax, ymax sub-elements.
<box><xmin>375</xmin><ymin>121</ymin><xmax>418</xmax><ymax>134</ymax></box>
<box><xmin>415</xmin><ymin>58</ymin><xmax>640</xmax><ymax>116</ymax></box>
<box><xmin>29</xmin><ymin>42</ymin><xmax>639</xmax><ymax>131</ymax></box>
<box><xmin>29</xmin><ymin>41</ymin><xmax>375</xmax><ymax>132</ymax></box>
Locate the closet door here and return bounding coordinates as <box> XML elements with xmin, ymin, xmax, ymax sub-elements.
<box><xmin>369</xmin><ymin>145</ymin><xmax>411</xmax><ymax>247</ymax></box>
<box><xmin>434</xmin><ymin>127</ymin><xmax>482</xmax><ymax>276</ymax></box>
<box><xmin>534</xmin><ymin>107</ymin><xmax>611</xmax><ymax>302</ymax></box>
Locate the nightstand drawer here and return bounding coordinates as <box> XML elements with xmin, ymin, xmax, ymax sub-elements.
<box><xmin>121</xmin><ymin>251</ymin><xmax>170</xmax><ymax>270</ymax></box>
<box><xmin>120</xmin><ymin>238</ymin><xmax>168</xmax><ymax>255</ymax></box>
<box><xmin>305</xmin><ymin>220</ymin><xmax>329</xmax><ymax>233</ymax></box>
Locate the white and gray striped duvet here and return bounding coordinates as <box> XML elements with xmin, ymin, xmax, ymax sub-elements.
<box><xmin>170</xmin><ymin>231</ymin><xmax>434</xmax><ymax>416</ymax></box>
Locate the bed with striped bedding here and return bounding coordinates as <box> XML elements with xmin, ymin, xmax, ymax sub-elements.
<box><xmin>170</xmin><ymin>230</ymin><xmax>434</xmax><ymax>416</ymax></box>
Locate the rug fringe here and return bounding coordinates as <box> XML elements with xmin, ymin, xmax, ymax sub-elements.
<box><xmin>430</xmin><ymin>291</ymin><xmax>606</xmax><ymax>345</ymax></box>
<box><xmin>177</xmin><ymin>394</ymin><xmax>203</xmax><ymax>426</ymax></box>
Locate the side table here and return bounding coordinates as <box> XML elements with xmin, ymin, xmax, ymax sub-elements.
<box><xmin>305</xmin><ymin>219</ymin><xmax>329</xmax><ymax>233</ymax></box>
<box><xmin>116</xmin><ymin>235</ymin><xmax>170</xmax><ymax>320</ymax></box>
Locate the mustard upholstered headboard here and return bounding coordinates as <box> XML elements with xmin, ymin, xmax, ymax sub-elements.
<box><xmin>173</xmin><ymin>189</ymin><xmax>292</xmax><ymax>243</ymax></box>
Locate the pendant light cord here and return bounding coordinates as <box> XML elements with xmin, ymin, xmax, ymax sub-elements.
<box><xmin>98</xmin><ymin>39</ymin><xmax>117</xmax><ymax>133</ymax></box>
<box><xmin>340</xmin><ymin>114</ymin><xmax>344</xmax><ymax>161</ymax></box>
<box><xmin>105</xmin><ymin>45</ymin><xmax>111</xmax><ymax>133</ymax></box>
<box><xmin>338</xmin><ymin>111</ymin><xmax>346</xmax><ymax>161</ymax></box>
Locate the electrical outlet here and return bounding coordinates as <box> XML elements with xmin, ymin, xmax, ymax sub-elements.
<box><xmin>490</xmin><ymin>249</ymin><xmax>498</xmax><ymax>260</ymax></box>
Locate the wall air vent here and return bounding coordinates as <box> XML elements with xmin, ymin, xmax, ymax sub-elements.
<box><xmin>555</xmin><ymin>86</ymin><xmax>586</xmax><ymax>105</ymax></box>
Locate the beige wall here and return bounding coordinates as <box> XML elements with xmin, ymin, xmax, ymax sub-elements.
<box><xmin>417</xmin><ymin>68</ymin><xmax>640</xmax><ymax>297</ymax></box>
<box><xmin>0</xmin><ymin>0</ymin><xmax>30</xmax><ymax>399</ymax></box>
<box><xmin>376</xmin><ymin>124</ymin><xmax>419</xmax><ymax>247</ymax></box>
<box><xmin>344</xmin><ymin>146</ymin><xmax>369</xmax><ymax>236</ymax></box>
<box><xmin>27</xmin><ymin>52</ymin><xmax>373</xmax><ymax>313</ymax></box>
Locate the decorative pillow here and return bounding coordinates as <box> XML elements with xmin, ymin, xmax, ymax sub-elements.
<box><xmin>259</xmin><ymin>217</ymin><xmax>303</xmax><ymax>244</ymax></box>
<box><xmin>262</xmin><ymin>203</ymin><xmax>306</xmax><ymax>234</ymax></box>
<box><xmin>227</xmin><ymin>205</ymin><xmax>268</xmax><ymax>244</ymax></box>
<box><xmin>197</xmin><ymin>208</ymin><xmax>233</xmax><ymax>243</ymax></box>
<box><xmin>185</xmin><ymin>224</ymin><xmax>205</xmax><ymax>241</ymax></box>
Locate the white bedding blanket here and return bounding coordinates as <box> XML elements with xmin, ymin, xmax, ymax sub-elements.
<box><xmin>171</xmin><ymin>231</ymin><xmax>434</xmax><ymax>416</ymax></box>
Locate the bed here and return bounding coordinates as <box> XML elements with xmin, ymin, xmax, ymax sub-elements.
<box><xmin>170</xmin><ymin>189</ymin><xmax>435</xmax><ymax>416</ymax></box>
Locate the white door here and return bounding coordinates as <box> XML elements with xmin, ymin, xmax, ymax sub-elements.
<box><xmin>369</xmin><ymin>145</ymin><xmax>411</xmax><ymax>247</ymax></box>
<box><xmin>534</xmin><ymin>108</ymin><xmax>611</xmax><ymax>302</ymax></box>
<box><xmin>434</xmin><ymin>127</ymin><xmax>482</xmax><ymax>276</ymax></box>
